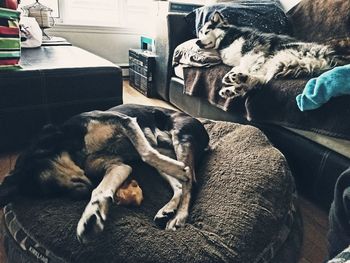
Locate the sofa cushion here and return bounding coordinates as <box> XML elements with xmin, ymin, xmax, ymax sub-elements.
<box><xmin>186</xmin><ymin>0</ymin><xmax>292</xmax><ymax>37</ymax></box>
<box><xmin>2</xmin><ymin>120</ymin><xmax>302</xmax><ymax>263</ymax></box>
<box><xmin>287</xmin><ymin>0</ymin><xmax>350</xmax><ymax>42</ymax></box>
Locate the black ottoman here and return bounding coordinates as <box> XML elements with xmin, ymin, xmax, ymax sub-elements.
<box><xmin>2</xmin><ymin>121</ymin><xmax>303</xmax><ymax>263</ymax></box>
<box><xmin>0</xmin><ymin>45</ymin><xmax>123</xmax><ymax>151</ymax></box>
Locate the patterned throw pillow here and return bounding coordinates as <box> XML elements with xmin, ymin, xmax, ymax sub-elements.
<box><xmin>0</xmin><ymin>0</ymin><xmax>18</xmax><ymax>10</ymax></box>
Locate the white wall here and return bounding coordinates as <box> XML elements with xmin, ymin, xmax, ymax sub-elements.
<box><xmin>46</xmin><ymin>0</ymin><xmax>302</xmax><ymax>65</ymax></box>
<box><xmin>47</xmin><ymin>25</ymin><xmax>142</xmax><ymax>65</ymax></box>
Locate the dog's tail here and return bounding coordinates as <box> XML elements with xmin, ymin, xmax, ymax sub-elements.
<box><xmin>0</xmin><ymin>173</ymin><xmax>19</xmax><ymax>207</ymax></box>
<box><xmin>325</xmin><ymin>37</ymin><xmax>350</xmax><ymax>65</ymax></box>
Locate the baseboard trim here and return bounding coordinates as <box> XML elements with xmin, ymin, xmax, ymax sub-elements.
<box><xmin>117</xmin><ymin>63</ymin><xmax>129</xmax><ymax>78</ymax></box>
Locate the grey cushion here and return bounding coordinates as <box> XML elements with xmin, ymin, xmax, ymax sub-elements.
<box><xmin>2</xmin><ymin>120</ymin><xmax>302</xmax><ymax>263</ymax></box>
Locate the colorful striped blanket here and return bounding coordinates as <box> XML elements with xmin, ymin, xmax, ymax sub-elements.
<box><xmin>0</xmin><ymin>7</ymin><xmax>20</xmax><ymax>70</ymax></box>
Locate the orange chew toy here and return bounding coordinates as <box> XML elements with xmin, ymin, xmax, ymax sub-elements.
<box><xmin>115</xmin><ymin>179</ymin><xmax>143</xmax><ymax>206</ymax></box>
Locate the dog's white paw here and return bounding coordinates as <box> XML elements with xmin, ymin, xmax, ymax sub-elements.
<box><xmin>220</xmin><ymin>70</ymin><xmax>251</xmax><ymax>98</ymax></box>
<box><xmin>219</xmin><ymin>85</ymin><xmax>249</xmax><ymax>98</ymax></box>
<box><xmin>221</xmin><ymin>70</ymin><xmax>264</xmax><ymax>98</ymax></box>
<box><xmin>219</xmin><ymin>86</ymin><xmax>239</xmax><ymax>98</ymax></box>
<box><xmin>222</xmin><ymin>70</ymin><xmax>248</xmax><ymax>86</ymax></box>
<box><xmin>154</xmin><ymin>197</ymin><xmax>182</xmax><ymax>228</ymax></box>
<box><xmin>154</xmin><ymin>207</ymin><xmax>176</xmax><ymax>229</ymax></box>
<box><xmin>166</xmin><ymin>211</ymin><xmax>188</xmax><ymax>231</ymax></box>
<box><xmin>76</xmin><ymin>191</ymin><xmax>113</xmax><ymax>244</ymax></box>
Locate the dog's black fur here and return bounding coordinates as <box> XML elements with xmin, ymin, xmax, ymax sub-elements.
<box><xmin>0</xmin><ymin>104</ymin><xmax>209</xmax><ymax>242</ymax></box>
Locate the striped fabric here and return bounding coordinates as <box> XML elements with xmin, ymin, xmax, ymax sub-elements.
<box><xmin>0</xmin><ymin>0</ymin><xmax>18</xmax><ymax>10</ymax></box>
<box><xmin>0</xmin><ymin>7</ymin><xmax>21</xmax><ymax>70</ymax></box>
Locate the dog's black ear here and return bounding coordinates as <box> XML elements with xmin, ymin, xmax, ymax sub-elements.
<box><xmin>0</xmin><ymin>174</ymin><xmax>19</xmax><ymax>207</ymax></box>
<box><xmin>211</xmin><ymin>11</ymin><xmax>225</xmax><ymax>25</ymax></box>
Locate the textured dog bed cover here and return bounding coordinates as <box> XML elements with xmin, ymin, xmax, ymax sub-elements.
<box><xmin>2</xmin><ymin>121</ymin><xmax>302</xmax><ymax>263</ymax></box>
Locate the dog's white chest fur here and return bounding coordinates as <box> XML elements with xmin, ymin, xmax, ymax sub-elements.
<box><xmin>219</xmin><ymin>37</ymin><xmax>244</xmax><ymax>66</ymax></box>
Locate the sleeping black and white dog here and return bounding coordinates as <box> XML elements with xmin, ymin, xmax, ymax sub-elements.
<box><xmin>0</xmin><ymin>104</ymin><xmax>209</xmax><ymax>244</ymax></box>
<box><xmin>196</xmin><ymin>12</ymin><xmax>350</xmax><ymax>98</ymax></box>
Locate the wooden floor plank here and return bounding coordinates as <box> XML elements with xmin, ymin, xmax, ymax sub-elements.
<box><xmin>299</xmin><ymin>197</ymin><xmax>329</xmax><ymax>229</ymax></box>
<box><xmin>123</xmin><ymin>81</ymin><xmax>178</xmax><ymax>111</ymax></box>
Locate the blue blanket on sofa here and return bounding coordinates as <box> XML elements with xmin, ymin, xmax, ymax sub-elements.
<box><xmin>296</xmin><ymin>65</ymin><xmax>350</xmax><ymax>111</ymax></box>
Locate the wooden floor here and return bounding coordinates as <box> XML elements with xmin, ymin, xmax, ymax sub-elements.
<box><xmin>0</xmin><ymin>81</ymin><xmax>329</xmax><ymax>263</ymax></box>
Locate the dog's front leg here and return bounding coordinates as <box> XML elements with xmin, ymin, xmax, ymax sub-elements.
<box><xmin>76</xmin><ymin>163</ymin><xmax>132</xmax><ymax>244</ymax></box>
<box><xmin>166</xmin><ymin>133</ymin><xmax>196</xmax><ymax>230</ymax></box>
<box><xmin>154</xmin><ymin>170</ymin><xmax>183</xmax><ymax>228</ymax></box>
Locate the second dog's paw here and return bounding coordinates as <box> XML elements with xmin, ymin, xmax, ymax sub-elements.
<box><xmin>219</xmin><ymin>85</ymin><xmax>246</xmax><ymax>98</ymax></box>
<box><xmin>219</xmin><ymin>86</ymin><xmax>236</xmax><ymax>98</ymax></box>
<box><xmin>222</xmin><ymin>71</ymin><xmax>248</xmax><ymax>86</ymax></box>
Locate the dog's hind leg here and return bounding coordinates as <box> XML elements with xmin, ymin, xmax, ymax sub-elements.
<box><xmin>89</xmin><ymin>111</ymin><xmax>188</xmax><ymax>181</ymax></box>
<box><xmin>76</xmin><ymin>162</ymin><xmax>132</xmax><ymax>244</ymax></box>
<box><xmin>166</xmin><ymin>133</ymin><xmax>195</xmax><ymax>230</ymax></box>
<box><xmin>154</xmin><ymin>170</ymin><xmax>183</xmax><ymax>229</ymax></box>
<box><xmin>263</xmin><ymin>47</ymin><xmax>334</xmax><ymax>81</ymax></box>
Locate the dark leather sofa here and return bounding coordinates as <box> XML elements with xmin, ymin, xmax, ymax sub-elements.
<box><xmin>0</xmin><ymin>43</ymin><xmax>123</xmax><ymax>151</ymax></box>
<box><xmin>153</xmin><ymin>4</ymin><xmax>350</xmax><ymax>210</ymax></box>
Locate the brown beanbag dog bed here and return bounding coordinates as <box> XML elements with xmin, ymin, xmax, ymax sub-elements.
<box><xmin>2</xmin><ymin>120</ymin><xmax>302</xmax><ymax>263</ymax></box>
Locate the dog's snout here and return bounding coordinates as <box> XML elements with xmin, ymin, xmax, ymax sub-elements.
<box><xmin>71</xmin><ymin>177</ymin><xmax>91</xmax><ymax>185</ymax></box>
<box><xmin>70</xmin><ymin>176</ymin><xmax>93</xmax><ymax>199</ymax></box>
<box><xmin>196</xmin><ymin>40</ymin><xmax>204</xmax><ymax>48</ymax></box>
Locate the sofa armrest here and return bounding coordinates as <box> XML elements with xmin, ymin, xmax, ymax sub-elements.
<box><xmin>154</xmin><ymin>12</ymin><xmax>195</xmax><ymax>100</ymax></box>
